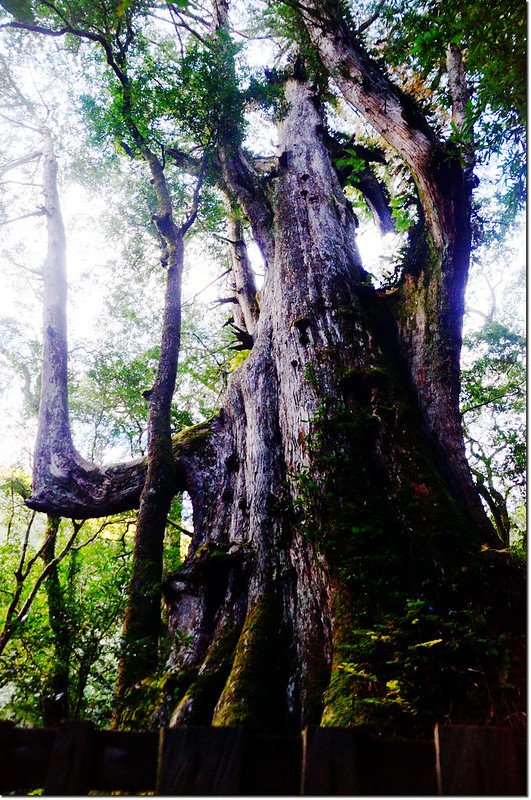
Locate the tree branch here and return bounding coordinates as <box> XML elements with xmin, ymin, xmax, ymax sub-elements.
<box><xmin>0</xmin><ymin>207</ymin><xmax>47</xmax><ymax>226</ymax></box>
<box><xmin>26</xmin><ymin>416</ymin><xmax>221</xmax><ymax>518</ymax></box>
<box><xmin>0</xmin><ymin>518</ymin><xmax>81</xmax><ymax>657</ymax></box>
<box><xmin>180</xmin><ymin>161</ymin><xmax>205</xmax><ymax>235</ymax></box>
<box><xmin>2</xmin><ymin>19</ymin><xmax>127</xmax><ymax>85</ymax></box>
<box><xmin>0</xmin><ymin>151</ymin><xmax>42</xmax><ymax>178</ymax></box>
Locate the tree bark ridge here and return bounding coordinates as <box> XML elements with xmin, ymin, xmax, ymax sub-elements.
<box><xmin>293</xmin><ymin>1</ymin><xmax>491</xmax><ymax>535</ymax></box>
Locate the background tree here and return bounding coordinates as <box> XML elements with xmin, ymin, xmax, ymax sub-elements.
<box><xmin>0</xmin><ymin>35</ymin><xmax>231</xmax><ymax>725</ymax></box>
<box><xmin>461</xmin><ymin>304</ymin><xmax>525</xmax><ymax>546</ymax></box>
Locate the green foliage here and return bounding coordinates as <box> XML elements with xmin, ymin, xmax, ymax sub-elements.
<box><xmin>245</xmin><ymin>74</ymin><xmax>285</xmax><ymax>117</ymax></box>
<box><xmin>377</xmin><ymin>0</ymin><xmax>526</xmax><ymax>212</ymax></box>
<box><xmin>462</xmin><ymin>323</ymin><xmax>525</xmax><ymax>418</ymax></box>
<box><xmin>171</xmin><ymin>30</ymin><xmax>246</xmax><ymax>153</ymax></box>
<box><xmin>0</xmin><ymin>481</ymin><xmax>133</xmax><ymax>726</ymax></box>
<box><xmin>323</xmin><ymin>595</ymin><xmax>510</xmax><ymax>732</ymax></box>
<box><xmin>71</xmin><ymin>345</ymin><xmax>159</xmax><ymax>458</ymax></box>
<box><xmin>389</xmin><ymin>192</ymin><xmax>415</xmax><ymax>232</ymax></box>
<box><xmin>79</xmin><ymin>25</ymin><xmax>245</xmax><ymax>160</ymax></box>
<box><xmin>461</xmin><ymin>322</ymin><xmax>526</xmax><ymax>543</ymax></box>
<box><xmin>336</xmin><ymin>149</ymin><xmax>370</xmax><ymax>179</ymax></box>
<box><xmin>0</xmin><ymin>0</ymin><xmax>35</xmax><ymax>23</ymax></box>
<box><xmin>258</xmin><ymin>1</ymin><xmax>331</xmax><ymax>90</ymax></box>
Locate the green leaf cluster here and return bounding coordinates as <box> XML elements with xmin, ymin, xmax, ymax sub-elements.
<box><xmin>379</xmin><ymin>0</ymin><xmax>526</xmax><ymax>212</ymax></box>
<box><xmin>170</xmin><ymin>30</ymin><xmax>246</xmax><ymax>154</ymax></box>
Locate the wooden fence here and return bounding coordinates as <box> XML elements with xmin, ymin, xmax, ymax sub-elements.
<box><xmin>0</xmin><ymin>720</ymin><xmax>526</xmax><ymax>795</ymax></box>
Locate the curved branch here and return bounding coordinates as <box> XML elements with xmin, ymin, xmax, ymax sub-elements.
<box><xmin>353</xmin><ymin>169</ymin><xmax>394</xmax><ymax>233</ymax></box>
<box><xmin>26</xmin><ymin>416</ymin><xmax>221</xmax><ymax>519</ymax></box>
<box><xmin>3</xmin><ymin>20</ymin><xmax>127</xmax><ymax>85</ymax></box>
<box><xmin>293</xmin><ymin>1</ymin><xmax>492</xmax><ymax>537</ymax></box>
<box><xmin>28</xmin><ymin>124</ymin><xmax>218</xmax><ymax>520</ymax></box>
<box><xmin>0</xmin><ymin>150</ymin><xmax>42</xmax><ymax>178</ymax></box>
<box><xmin>292</xmin><ymin>0</ymin><xmax>467</xmax><ymax>248</ymax></box>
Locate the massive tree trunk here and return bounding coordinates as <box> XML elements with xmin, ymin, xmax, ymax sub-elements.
<box><xmin>292</xmin><ymin>0</ymin><xmax>489</xmax><ymax>537</ymax></box>
<box><xmin>159</xmin><ymin>76</ymin><xmax>523</xmax><ymax>735</ymax></box>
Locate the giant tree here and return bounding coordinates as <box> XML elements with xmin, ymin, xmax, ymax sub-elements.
<box><xmin>1</xmin><ymin>0</ymin><xmax>525</xmax><ymax>734</ymax></box>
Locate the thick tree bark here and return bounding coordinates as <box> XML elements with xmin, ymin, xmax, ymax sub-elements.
<box><xmin>291</xmin><ymin>0</ymin><xmax>494</xmax><ymax>539</ymax></box>
<box><xmin>158</xmin><ymin>76</ymin><xmax>524</xmax><ymax>734</ymax></box>
<box><xmin>21</xmin><ymin>3</ymin><xmax>524</xmax><ymax>736</ymax></box>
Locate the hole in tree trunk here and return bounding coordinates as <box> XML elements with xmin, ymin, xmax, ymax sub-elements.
<box><xmin>180</xmin><ymin>491</ymin><xmax>193</xmax><ymax>559</ymax></box>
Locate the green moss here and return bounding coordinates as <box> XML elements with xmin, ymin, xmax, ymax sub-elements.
<box><xmin>290</xmin><ymin>384</ymin><xmax>523</xmax><ymax>734</ymax></box>
<box><xmin>118</xmin><ymin>666</ymin><xmax>197</xmax><ymax>731</ymax></box>
<box><xmin>229</xmin><ymin>349</ymin><xmax>251</xmax><ymax>372</ymax></box>
<box><xmin>172</xmin><ymin>670</ymin><xmax>227</xmax><ymax>724</ymax></box>
<box><xmin>194</xmin><ymin>541</ymin><xmax>229</xmax><ymax>561</ymax></box>
<box><xmin>172</xmin><ymin>416</ymin><xmax>217</xmax><ymax>456</ymax></box>
<box><xmin>169</xmin><ymin>620</ymin><xmax>241</xmax><ymax>725</ymax></box>
<box><xmin>212</xmin><ymin>596</ymin><xmax>287</xmax><ymax>731</ymax></box>
<box><xmin>335</xmin><ymin>305</ymin><xmax>357</xmax><ymax>318</ymax></box>
<box><xmin>303</xmin><ymin>361</ymin><xmax>318</xmax><ymax>387</ymax></box>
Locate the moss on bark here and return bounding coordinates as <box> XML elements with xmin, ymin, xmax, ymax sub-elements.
<box><xmin>212</xmin><ymin>595</ymin><xmax>289</xmax><ymax>731</ymax></box>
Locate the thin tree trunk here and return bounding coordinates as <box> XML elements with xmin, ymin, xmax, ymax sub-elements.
<box><xmin>41</xmin><ymin>515</ymin><xmax>71</xmax><ymax>727</ymax></box>
<box><xmin>34</xmin><ymin>125</ymin><xmax>75</xmax><ymax>482</ymax></box>
<box><xmin>225</xmin><ymin>202</ymin><xmax>258</xmax><ymax>337</ymax></box>
<box><xmin>113</xmin><ymin>147</ymin><xmax>186</xmax><ymax>725</ymax></box>
<box><xmin>446</xmin><ymin>42</ymin><xmax>476</xmax><ymax>177</ymax></box>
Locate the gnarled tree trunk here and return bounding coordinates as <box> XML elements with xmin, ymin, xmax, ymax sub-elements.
<box><xmin>159</xmin><ymin>76</ymin><xmax>523</xmax><ymax>735</ymax></box>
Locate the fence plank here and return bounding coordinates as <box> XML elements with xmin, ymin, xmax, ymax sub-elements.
<box><xmin>435</xmin><ymin>724</ymin><xmax>526</xmax><ymax>796</ymax></box>
<box><xmin>302</xmin><ymin>727</ymin><xmax>365</xmax><ymax>794</ymax></box>
<box><xmin>242</xmin><ymin>733</ymin><xmax>302</xmax><ymax>795</ymax></box>
<box><xmin>302</xmin><ymin>727</ymin><xmax>438</xmax><ymax>796</ymax></box>
<box><xmin>0</xmin><ymin>720</ymin><xmax>15</xmax><ymax>790</ymax></box>
<box><xmin>0</xmin><ymin>721</ymin><xmax>525</xmax><ymax>796</ymax></box>
<box><xmin>1</xmin><ymin>727</ymin><xmax>55</xmax><ymax>793</ymax></box>
<box><xmin>157</xmin><ymin>725</ymin><xmax>244</xmax><ymax>795</ymax></box>
<box><xmin>368</xmin><ymin>737</ymin><xmax>437</xmax><ymax>795</ymax></box>
<box><xmin>92</xmin><ymin>730</ymin><xmax>158</xmax><ymax>793</ymax></box>
<box><xmin>43</xmin><ymin>720</ymin><xmax>95</xmax><ymax>795</ymax></box>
